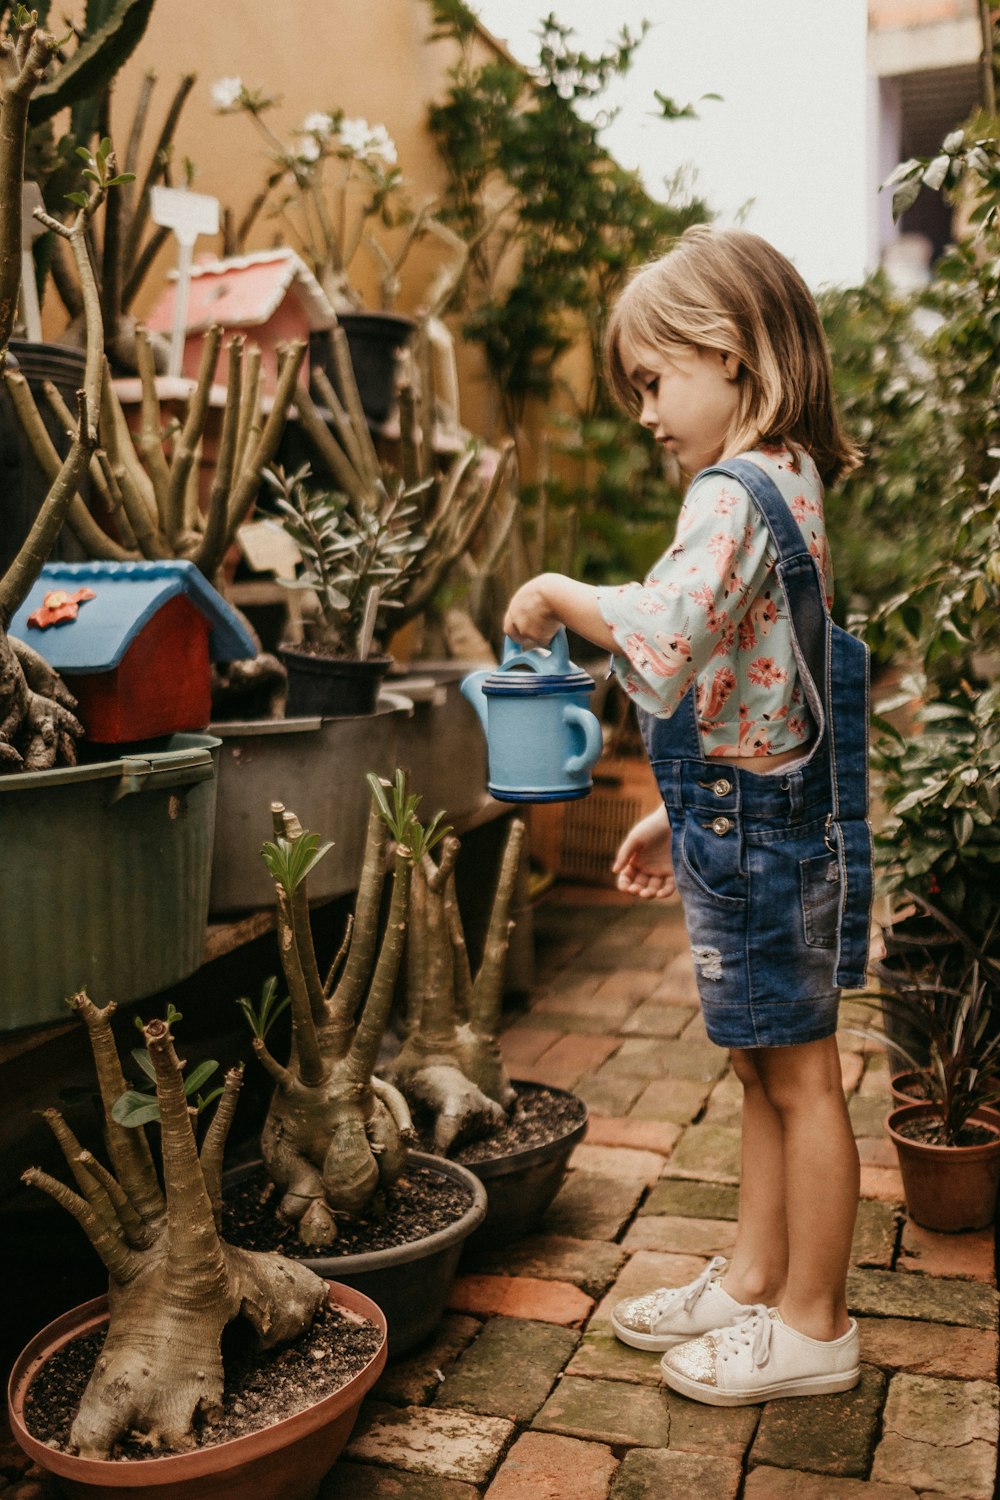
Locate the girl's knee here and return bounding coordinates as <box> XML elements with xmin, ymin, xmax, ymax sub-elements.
<box><xmin>730</xmin><ymin>1046</ymin><xmax>765</xmax><ymax>1088</ymax></box>
<box><xmin>755</xmin><ymin>1037</ymin><xmax>846</xmax><ymax>1114</ymax></box>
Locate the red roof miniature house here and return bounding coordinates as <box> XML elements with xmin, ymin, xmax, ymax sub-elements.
<box><xmin>144</xmin><ymin>248</ymin><xmax>335</xmax><ymax>395</ymax></box>
<box><xmin>10</xmin><ymin>561</ymin><xmax>258</xmax><ymax>743</ymax></box>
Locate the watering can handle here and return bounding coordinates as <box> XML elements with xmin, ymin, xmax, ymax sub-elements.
<box><xmin>562</xmin><ymin>703</ymin><xmax>603</xmax><ymax>775</ymax></box>
<box><xmin>500</xmin><ymin>626</ymin><xmax>571</xmax><ymax>675</ymax></box>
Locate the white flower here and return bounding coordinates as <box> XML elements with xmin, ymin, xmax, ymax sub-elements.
<box><xmin>303</xmin><ymin>111</ymin><xmax>335</xmax><ymax>139</ymax></box>
<box><xmin>337</xmin><ymin>117</ymin><xmax>398</xmax><ymax>166</ymax></box>
<box><xmin>366</xmin><ymin>123</ymin><xmax>398</xmax><ymax>167</ymax></box>
<box><xmin>211</xmin><ymin>76</ymin><xmax>244</xmax><ymax>111</ymax></box>
<box><xmin>293</xmin><ymin>134</ymin><xmax>321</xmax><ymax>164</ymax></box>
<box><xmin>338</xmin><ymin>116</ymin><xmax>372</xmax><ymax>156</ymax></box>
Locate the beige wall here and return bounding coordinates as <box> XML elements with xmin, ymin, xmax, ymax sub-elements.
<box><xmin>49</xmin><ymin>0</ymin><xmax>512</xmax><ymax>438</ymax></box>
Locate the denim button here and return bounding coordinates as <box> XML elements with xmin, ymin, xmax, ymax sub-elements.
<box><xmin>710</xmin><ymin>816</ymin><xmax>733</xmax><ymax>836</ymax></box>
<box><xmin>712</xmin><ymin>778</ymin><xmax>732</xmax><ymax>797</ymax></box>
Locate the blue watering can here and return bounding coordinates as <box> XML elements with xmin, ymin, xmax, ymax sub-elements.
<box><xmin>461</xmin><ymin>628</ymin><xmax>603</xmax><ymax>802</ymax></box>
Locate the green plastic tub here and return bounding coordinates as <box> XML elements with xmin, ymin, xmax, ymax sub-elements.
<box><xmin>0</xmin><ymin>733</ymin><xmax>220</xmax><ymax>1032</ymax></box>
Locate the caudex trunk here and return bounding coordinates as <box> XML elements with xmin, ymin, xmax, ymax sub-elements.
<box><xmin>248</xmin><ymin>781</ymin><xmax>415</xmax><ymax>1247</ymax></box>
<box><xmin>23</xmin><ymin>993</ymin><xmax>326</xmax><ymax>1459</ymax></box>
<box><xmin>390</xmin><ymin>816</ymin><xmax>525</xmax><ymax>1153</ymax></box>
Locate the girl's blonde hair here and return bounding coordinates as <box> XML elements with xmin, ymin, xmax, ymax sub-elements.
<box><xmin>605</xmin><ymin>225</ymin><xmax>862</xmax><ymax>486</ymax></box>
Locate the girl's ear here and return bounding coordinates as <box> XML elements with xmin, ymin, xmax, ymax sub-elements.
<box><xmin>721</xmin><ymin>353</ymin><xmax>740</xmax><ymax>381</ymax></box>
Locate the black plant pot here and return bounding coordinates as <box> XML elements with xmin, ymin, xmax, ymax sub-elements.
<box><xmin>0</xmin><ymin>340</ymin><xmax>91</xmax><ymax>576</ymax></box>
<box><xmin>279</xmin><ymin>645</ymin><xmax>392</xmax><ymax>718</ymax></box>
<box><xmin>310</xmin><ymin>312</ymin><xmax>415</xmax><ymax>425</ymax></box>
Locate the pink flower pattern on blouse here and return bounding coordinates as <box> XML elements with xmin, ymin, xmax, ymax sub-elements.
<box><xmin>595</xmin><ymin>446</ymin><xmax>834</xmax><ymax>759</ymax></box>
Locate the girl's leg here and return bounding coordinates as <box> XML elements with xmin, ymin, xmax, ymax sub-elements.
<box><xmin>755</xmin><ymin>1034</ymin><xmax>859</xmax><ymax>1340</ymax></box>
<box><xmin>723</xmin><ymin>1047</ymin><xmax>788</xmax><ymax>1307</ymax></box>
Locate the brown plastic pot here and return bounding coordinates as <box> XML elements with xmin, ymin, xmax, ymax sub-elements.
<box><xmin>6</xmin><ymin>1280</ymin><xmax>386</xmax><ymax>1500</ymax></box>
<box><xmin>885</xmin><ymin>1102</ymin><xmax>1000</xmax><ymax>1232</ymax></box>
<box><xmin>889</xmin><ymin>1070</ymin><xmax>932</xmax><ymax>1107</ymax></box>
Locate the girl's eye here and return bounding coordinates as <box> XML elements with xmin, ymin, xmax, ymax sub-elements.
<box><xmin>644</xmin><ymin>377</ymin><xmax>659</xmax><ymax>394</ymax></box>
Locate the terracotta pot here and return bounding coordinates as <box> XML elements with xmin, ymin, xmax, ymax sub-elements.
<box><xmin>885</xmin><ymin>1102</ymin><xmax>1000</xmax><ymax>1232</ymax></box>
<box><xmin>462</xmin><ymin>1082</ymin><xmax>588</xmax><ymax>1250</ymax></box>
<box><xmin>889</xmin><ymin>1070</ymin><xmax>932</xmax><ymax>1107</ymax></box>
<box><xmin>6</xmin><ymin>1280</ymin><xmax>387</xmax><ymax>1500</ymax></box>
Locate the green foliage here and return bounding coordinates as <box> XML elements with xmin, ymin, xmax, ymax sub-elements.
<box><xmin>873</xmin><ymin>683</ymin><xmax>1000</xmax><ymax>945</ymax></box>
<box><xmin>112</xmin><ymin>1010</ymin><xmax>222</xmax><ymax>1128</ymax></box>
<box><xmin>425</xmin><ymin>2</ymin><xmax>711</xmax><ymax>429</ymax></box>
<box><xmin>235</xmin><ymin>976</ymin><xmax>291</xmax><ymax>1042</ymax></box>
<box><xmin>26</xmin><ymin>0</ymin><xmax>155</xmax><ymax>126</ymax></box>
<box><xmin>366</xmin><ymin>768</ymin><xmax>451</xmax><ymax>858</ymax></box>
<box><xmin>265</xmin><ymin>463</ymin><xmax>427</xmax><ymax>655</ymax></box>
<box><xmin>260</xmin><ymin>826</ymin><xmax>334</xmax><ymax>895</ymax></box>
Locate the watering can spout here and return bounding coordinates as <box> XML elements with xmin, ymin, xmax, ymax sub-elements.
<box><xmin>460</xmin><ymin>668</ymin><xmax>490</xmax><ymax>734</ymax></box>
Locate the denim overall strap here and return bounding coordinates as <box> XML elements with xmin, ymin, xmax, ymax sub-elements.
<box><xmin>706</xmin><ymin>458</ymin><xmax>873</xmax><ymax>987</ymax></box>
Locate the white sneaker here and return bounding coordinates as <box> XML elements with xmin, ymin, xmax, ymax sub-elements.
<box><xmin>610</xmin><ymin>1256</ymin><xmax>753</xmax><ymax>1351</ymax></box>
<box><xmin>660</xmin><ymin>1306</ymin><xmax>861</xmax><ymax>1406</ymax></box>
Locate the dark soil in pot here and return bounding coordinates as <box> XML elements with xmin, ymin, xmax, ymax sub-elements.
<box><xmin>892</xmin><ymin>1113</ymin><xmax>999</xmax><ymax>1148</ymax></box>
<box><xmin>21</xmin><ymin>1300</ymin><xmax>382</xmax><ymax>1458</ymax></box>
<box><xmin>414</xmin><ymin>1080</ymin><xmax>587</xmax><ymax>1165</ymax></box>
<box><xmin>278</xmin><ymin>644</ymin><xmax>392</xmax><ymax>717</ymax></box>
<box><xmin>223</xmin><ymin>1159</ymin><xmax>473</xmax><ymax>1257</ymax></box>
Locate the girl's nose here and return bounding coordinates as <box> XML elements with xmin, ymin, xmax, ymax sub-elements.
<box><xmin>638</xmin><ymin>393</ymin><xmax>657</xmax><ymax>429</ymax></box>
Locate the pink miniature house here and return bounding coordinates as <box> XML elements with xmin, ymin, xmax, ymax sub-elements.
<box><xmin>145</xmin><ymin>248</ymin><xmax>335</xmax><ymax>396</ymax></box>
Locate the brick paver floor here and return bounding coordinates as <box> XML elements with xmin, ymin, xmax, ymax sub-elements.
<box><xmin>3</xmin><ymin>885</ymin><xmax>995</xmax><ymax>1500</ymax></box>
<box><xmin>327</xmin><ymin>885</ymin><xmax>1000</xmax><ymax>1499</ymax></box>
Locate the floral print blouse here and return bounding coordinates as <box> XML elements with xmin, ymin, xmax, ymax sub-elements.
<box><xmin>595</xmin><ymin>445</ymin><xmax>833</xmax><ymax>760</ymax></box>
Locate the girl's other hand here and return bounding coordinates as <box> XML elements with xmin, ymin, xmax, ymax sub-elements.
<box><xmin>613</xmin><ymin>803</ymin><xmax>676</xmax><ymax>899</ymax></box>
<box><xmin>503</xmin><ymin>576</ymin><xmax>562</xmax><ymax>646</ymax></box>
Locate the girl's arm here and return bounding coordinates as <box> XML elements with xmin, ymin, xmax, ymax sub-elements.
<box><xmin>503</xmin><ymin>572</ymin><xmax>617</xmax><ymax>651</ymax></box>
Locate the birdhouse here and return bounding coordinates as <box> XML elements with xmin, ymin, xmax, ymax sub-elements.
<box><xmin>11</xmin><ymin>561</ymin><xmax>258</xmax><ymax>744</ymax></box>
<box><xmin>144</xmin><ymin>247</ymin><xmax>335</xmax><ymax>396</ymax></box>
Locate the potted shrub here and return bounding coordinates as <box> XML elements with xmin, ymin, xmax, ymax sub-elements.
<box><xmin>223</xmin><ymin>776</ymin><xmax>487</xmax><ymax>1355</ymax></box>
<box><xmin>7</xmin><ymin>992</ymin><xmax>387</xmax><ymax>1499</ymax></box>
<box><xmin>384</xmin><ymin>797</ymin><xmax>587</xmax><ymax>1246</ymax></box>
<box><xmin>858</xmin><ymin>897</ymin><xmax>1000</xmax><ymax>1231</ymax></box>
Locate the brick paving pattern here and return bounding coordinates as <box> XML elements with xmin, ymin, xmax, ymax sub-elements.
<box><xmin>3</xmin><ymin>887</ymin><xmax>997</xmax><ymax>1498</ymax></box>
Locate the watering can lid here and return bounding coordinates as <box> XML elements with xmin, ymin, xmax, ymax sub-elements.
<box><xmin>482</xmin><ymin>630</ymin><xmax>596</xmax><ymax>697</ymax></box>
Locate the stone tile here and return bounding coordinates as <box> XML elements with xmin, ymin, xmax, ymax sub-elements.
<box><xmin>532</xmin><ymin>1374</ymin><xmax>671</xmax><ymax>1448</ymax></box>
<box><xmin>514</xmin><ymin>1034</ymin><xmax>621</xmax><ymax>1089</ymax></box>
<box><xmin>565</xmin><ymin>1325</ymin><xmax>663</xmax><ymax>1387</ymax></box>
<box><xmin>517</xmin><ymin>1008</ymin><xmax>631</xmax><ymax>1036</ymax></box>
<box><xmin>641</xmin><ymin>1177</ymin><xmax>740</xmax><ymax>1221</ymax></box>
<box><xmin>849</xmin><ymin>1092</ymin><xmax>892</xmax><ymax>1138</ymax></box>
<box><xmin>593</xmin><ymin>1250</ymin><xmax>707</xmax><ymax>1328</ymax></box>
<box><xmin>541</xmin><ymin>1170</ymin><xmax>646</xmax><ymax>1240</ymax></box>
<box><xmin>484</xmin><ymin>1431</ymin><xmax>618</xmax><ymax>1500</ymax></box>
<box><xmin>750</xmin><ymin>1364</ymin><xmax>886</xmax><ymax>1477</ymax></box>
<box><xmin>857</xmin><ymin>1136</ymin><xmax>900</xmax><ymax>1168</ymax></box>
<box><xmin>532</xmin><ymin>985</ymin><xmax>635</xmax><ymax>1018</ymax></box>
<box><xmin>847</xmin><ymin>1268</ymin><xmax>1000</xmax><ymax>1329</ymax></box>
<box><xmin>620</xmin><ymin>1003</ymin><xmax>695</xmax><ymax>1038</ymax></box>
<box><xmin>345</xmin><ymin>1402</ymin><xmax>515</xmax><ymax>1484</ymax></box>
<box><xmin>609</xmin><ymin>1446</ymin><xmax>742</xmax><ymax>1499</ymax></box>
<box><xmin>374</xmin><ymin>1314</ymin><xmax>482</xmax><ymax>1406</ymax></box>
<box><xmin>321</xmin><ymin>1463</ymin><xmax>482</xmax><ymax>1499</ymax></box>
<box><xmin>448</xmin><ymin>1274</ymin><xmax>593</xmax><ymax>1327</ymax></box>
<box><xmin>857</xmin><ymin>1316</ymin><xmax>999</xmax><ymax>1381</ymax></box>
<box><xmin>591</xmin><ymin>970</ymin><xmax>663</xmax><ymax>1004</ymax></box>
<box><xmin>466</xmin><ymin>1233</ymin><xmax>627</xmax><ymax>1300</ymax></box>
<box><xmin>600</xmin><ymin>1038</ymin><xmax>727</xmax><ymax>1084</ymax></box>
<box><xmin>840</xmin><ymin>1051</ymin><xmax>865</xmax><ymax>1092</ymax></box>
<box><xmin>531</xmin><ymin>968</ymin><xmax>604</xmax><ymax>1001</ymax></box>
<box><xmin>858</xmin><ymin>1057</ymin><xmax>892</xmax><ymax>1098</ymax></box>
<box><xmin>898</xmin><ymin>1221</ymin><xmax>996</xmax><ymax>1284</ymax></box>
<box><xmin>501</xmin><ymin>1026</ymin><xmax>565</xmax><ymax>1068</ymax></box>
<box><xmin>743</xmin><ymin>1468</ymin><xmax>918</xmax><ymax>1499</ymax></box>
<box><xmin>701</xmin><ymin>1073</ymin><xmax>743</xmax><ymax>1128</ymax></box>
<box><xmin>872</xmin><ymin>1374</ymin><xmax>999</xmax><ymax>1498</ymax></box>
<box><xmin>569</xmin><ymin>1142</ymin><xmax>666</xmax><ymax>1185</ymax></box>
<box><xmin>663</xmin><ymin>1390</ymin><xmax>760</xmax><ymax>1458</ymax></box>
<box><xmin>622</xmin><ymin>1213</ymin><xmax>737</xmax><ymax>1257</ymax></box>
<box><xmin>650</xmin><ymin>953</ymin><xmax>700</xmax><ymax>1005</ymax></box>
<box><xmin>575</xmin><ymin>1073</ymin><xmax>646</xmax><ymax>1117</ymax></box>
<box><xmin>584</xmin><ymin>1115</ymin><xmax>682</xmax><ymax>1157</ymax></box>
<box><xmin>859</xmin><ymin>1164</ymin><xmax>905</xmax><ymax>1202</ymax></box>
<box><xmin>435</xmin><ymin>1316</ymin><xmax>579</xmax><ymax>1423</ymax></box>
<box><xmin>628</xmin><ymin>1077</ymin><xmax>714</xmax><ymax>1125</ymax></box>
<box><xmin>679</xmin><ymin>1012</ymin><xmax>710</xmax><ymax>1045</ymax></box>
<box><xmin>663</xmin><ymin>1123</ymin><xmax>742</xmax><ymax>1181</ymax></box>
<box><xmin>851</xmin><ymin>1198</ymin><xmax>900</xmax><ymax>1269</ymax></box>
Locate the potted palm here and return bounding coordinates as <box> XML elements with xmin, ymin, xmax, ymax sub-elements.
<box><xmin>858</xmin><ymin>897</ymin><xmax>1000</xmax><ymax>1231</ymax></box>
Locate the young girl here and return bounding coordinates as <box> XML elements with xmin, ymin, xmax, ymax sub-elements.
<box><xmin>503</xmin><ymin>226</ymin><xmax>873</xmax><ymax>1407</ymax></box>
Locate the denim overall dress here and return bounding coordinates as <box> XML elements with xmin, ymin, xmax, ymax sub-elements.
<box><xmin>638</xmin><ymin>457</ymin><xmax>873</xmax><ymax>1048</ymax></box>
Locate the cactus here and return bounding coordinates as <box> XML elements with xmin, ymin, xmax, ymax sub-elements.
<box><xmin>26</xmin><ymin>0</ymin><xmax>155</xmax><ymax>126</ymax></box>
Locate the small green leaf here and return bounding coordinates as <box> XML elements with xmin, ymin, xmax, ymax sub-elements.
<box><xmin>182</xmin><ymin>1059</ymin><xmax>219</xmax><ymax>1097</ymax></box>
<box><xmin>111</xmin><ymin>1091</ymin><xmax>161</xmax><ymax>1128</ymax></box>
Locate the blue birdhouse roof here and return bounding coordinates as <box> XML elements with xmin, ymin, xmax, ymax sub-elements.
<box><xmin>9</xmin><ymin>561</ymin><xmax>258</xmax><ymax>672</ymax></box>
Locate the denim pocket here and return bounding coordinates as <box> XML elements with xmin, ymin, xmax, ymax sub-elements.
<box><xmin>679</xmin><ymin>814</ymin><xmax>747</xmax><ymax>908</ymax></box>
<box><xmin>800</xmin><ymin>852</ymin><xmax>841</xmax><ymax>948</ymax></box>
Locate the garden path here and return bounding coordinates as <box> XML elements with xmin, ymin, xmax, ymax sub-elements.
<box><xmin>330</xmin><ymin>882</ymin><xmax>1000</xmax><ymax>1500</ymax></box>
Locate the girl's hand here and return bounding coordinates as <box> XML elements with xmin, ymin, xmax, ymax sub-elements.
<box><xmin>613</xmin><ymin>803</ymin><xmax>676</xmax><ymax>900</ymax></box>
<box><xmin>503</xmin><ymin>577</ymin><xmax>562</xmax><ymax>647</ymax></box>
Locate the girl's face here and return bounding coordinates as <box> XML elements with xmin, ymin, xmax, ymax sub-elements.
<box><xmin>621</xmin><ymin>336</ymin><xmax>741</xmax><ymax>476</ymax></box>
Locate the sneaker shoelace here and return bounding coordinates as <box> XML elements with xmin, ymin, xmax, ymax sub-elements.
<box><xmin>647</xmin><ymin>1254</ymin><xmax>728</xmax><ymax>1329</ymax></box>
<box><xmin>717</xmin><ymin>1306</ymin><xmax>773</xmax><ymax>1367</ymax></box>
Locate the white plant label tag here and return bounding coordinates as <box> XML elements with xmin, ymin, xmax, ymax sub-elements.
<box><xmin>150</xmin><ymin>187</ymin><xmax>221</xmax><ymax>377</ymax></box>
<box><xmin>20</xmin><ymin>183</ymin><xmax>45</xmax><ymax>342</ymax></box>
